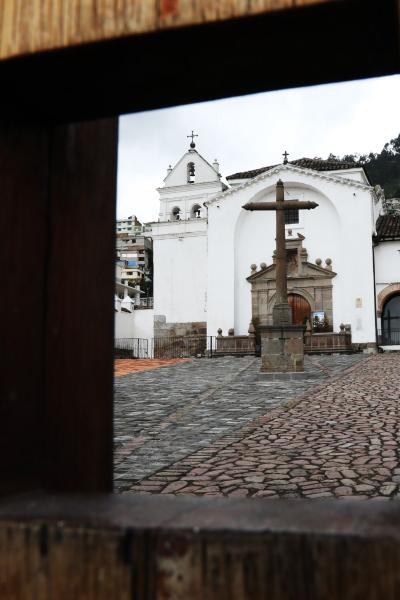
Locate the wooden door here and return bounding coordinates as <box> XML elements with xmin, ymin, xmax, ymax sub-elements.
<box><xmin>288</xmin><ymin>293</ymin><xmax>311</xmax><ymax>325</ymax></box>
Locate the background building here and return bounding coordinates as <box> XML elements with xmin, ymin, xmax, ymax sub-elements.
<box><xmin>116</xmin><ymin>214</ymin><xmax>141</xmax><ymax>234</ymax></box>
<box><xmin>116</xmin><ymin>218</ymin><xmax>153</xmax><ymax>299</ymax></box>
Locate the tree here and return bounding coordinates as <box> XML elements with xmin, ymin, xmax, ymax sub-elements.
<box><xmin>327</xmin><ymin>133</ymin><xmax>400</xmax><ymax>198</ymax></box>
<box><xmin>140</xmin><ymin>248</ymin><xmax>153</xmax><ymax>297</ymax></box>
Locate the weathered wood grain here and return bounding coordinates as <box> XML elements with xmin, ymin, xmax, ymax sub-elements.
<box><xmin>2</xmin><ymin>494</ymin><xmax>400</xmax><ymax>599</ymax></box>
<box><xmin>0</xmin><ymin>0</ymin><xmax>339</xmax><ymax>60</ymax></box>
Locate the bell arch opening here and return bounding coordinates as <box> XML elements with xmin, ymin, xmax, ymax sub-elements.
<box><xmin>171</xmin><ymin>206</ymin><xmax>181</xmax><ymax>221</ymax></box>
<box><xmin>187</xmin><ymin>161</ymin><xmax>195</xmax><ymax>183</ymax></box>
<box><xmin>191</xmin><ymin>204</ymin><xmax>202</xmax><ymax>218</ymax></box>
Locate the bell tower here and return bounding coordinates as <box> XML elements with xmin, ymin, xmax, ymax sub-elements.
<box><xmin>151</xmin><ymin>134</ymin><xmax>226</xmax><ymax>340</ymax></box>
<box><xmin>156</xmin><ymin>132</ymin><xmax>225</xmax><ymax>223</ymax></box>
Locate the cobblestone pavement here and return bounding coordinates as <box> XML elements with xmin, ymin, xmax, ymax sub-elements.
<box><xmin>115</xmin><ymin>358</ymin><xmax>190</xmax><ymax>376</ymax></box>
<box><xmin>115</xmin><ymin>353</ymin><xmax>371</xmax><ymax>493</ymax></box>
<box><xmin>119</xmin><ymin>353</ymin><xmax>400</xmax><ymax>500</ymax></box>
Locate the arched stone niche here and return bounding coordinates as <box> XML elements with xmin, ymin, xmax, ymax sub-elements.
<box><xmin>247</xmin><ymin>235</ymin><xmax>336</xmax><ymax>327</ymax></box>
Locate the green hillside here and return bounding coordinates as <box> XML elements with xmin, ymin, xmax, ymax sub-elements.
<box><xmin>327</xmin><ymin>133</ymin><xmax>400</xmax><ymax>198</ymax></box>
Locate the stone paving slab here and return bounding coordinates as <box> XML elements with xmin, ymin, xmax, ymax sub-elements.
<box><xmin>121</xmin><ymin>353</ymin><xmax>400</xmax><ymax>500</ymax></box>
<box><xmin>114</xmin><ymin>353</ymin><xmax>367</xmax><ymax>492</ymax></box>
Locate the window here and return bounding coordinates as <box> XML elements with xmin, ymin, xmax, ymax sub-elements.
<box><xmin>284</xmin><ymin>206</ymin><xmax>299</xmax><ymax>225</ymax></box>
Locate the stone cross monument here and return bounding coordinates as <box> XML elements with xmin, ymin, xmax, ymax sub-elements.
<box><xmin>242</xmin><ymin>179</ymin><xmax>318</xmax><ymax>374</ymax></box>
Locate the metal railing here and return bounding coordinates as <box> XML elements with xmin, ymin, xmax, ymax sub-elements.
<box><xmin>134</xmin><ymin>297</ymin><xmax>153</xmax><ymax>309</ymax></box>
<box><xmin>304</xmin><ymin>332</ymin><xmax>352</xmax><ymax>353</ymax></box>
<box><xmin>208</xmin><ymin>335</ymin><xmax>256</xmax><ymax>356</ymax></box>
<box><xmin>378</xmin><ymin>329</ymin><xmax>400</xmax><ymax>346</ymax></box>
<box><xmin>115</xmin><ymin>336</ymin><xmax>208</xmax><ymax>359</ymax></box>
<box><xmin>115</xmin><ymin>335</ymin><xmax>254</xmax><ymax>359</ymax></box>
<box><xmin>116</xmin><ymin>332</ymin><xmax>363</xmax><ymax>360</ymax></box>
<box><xmin>153</xmin><ymin>335</ymin><xmax>207</xmax><ymax>359</ymax></box>
<box><xmin>115</xmin><ymin>338</ymin><xmax>150</xmax><ymax>359</ymax></box>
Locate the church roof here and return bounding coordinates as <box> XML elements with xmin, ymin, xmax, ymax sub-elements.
<box><xmin>375</xmin><ymin>214</ymin><xmax>400</xmax><ymax>241</ymax></box>
<box><xmin>226</xmin><ymin>158</ymin><xmax>359</xmax><ymax>180</ymax></box>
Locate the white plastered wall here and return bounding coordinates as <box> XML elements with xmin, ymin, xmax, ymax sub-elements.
<box><xmin>374</xmin><ymin>240</ymin><xmax>400</xmax><ymax>328</ymax></box>
<box><xmin>153</xmin><ymin>232</ymin><xmax>207</xmax><ymax>324</ymax></box>
<box><xmin>114</xmin><ymin>309</ymin><xmax>155</xmax><ymax>339</ymax></box>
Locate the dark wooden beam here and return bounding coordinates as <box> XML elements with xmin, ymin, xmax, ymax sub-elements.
<box><xmin>0</xmin><ymin>0</ymin><xmax>398</xmax><ymax>123</ymax></box>
<box><xmin>0</xmin><ymin>118</ymin><xmax>117</xmax><ymax>495</ymax></box>
<box><xmin>0</xmin><ymin>120</ymin><xmax>49</xmax><ymax>494</ymax></box>
<box><xmin>43</xmin><ymin>120</ymin><xmax>117</xmax><ymax>492</ymax></box>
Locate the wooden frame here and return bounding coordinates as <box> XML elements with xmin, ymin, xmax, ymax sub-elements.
<box><xmin>0</xmin><ymin>0</ymin><xmax>399</xmax><ymax>596</ymax></box>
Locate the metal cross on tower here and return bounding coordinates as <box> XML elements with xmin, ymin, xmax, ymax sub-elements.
<box><xmin>283</xmin><ymin>150</ymin><xmax>289</xmax><ymax>164</ymax></box>
<box><xmin>242</xmin><ymin>179</ymin><xmax>318</xmax><ymax>326</ymax></box>
<box><xmin>187</xmin><ymin>130</ymin><xmax>198</xmax><ymax>148</ymax></box>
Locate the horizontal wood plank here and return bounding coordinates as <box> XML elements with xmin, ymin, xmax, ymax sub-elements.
<box><xmin>2</xmin><ymin>494</ymin><xmax>400</xmax><ymax>598</ymax></box>
<box><xmin>0</xmin><ymin>0</ymin><xmax>340</xmax><ymax>60</ymax></box>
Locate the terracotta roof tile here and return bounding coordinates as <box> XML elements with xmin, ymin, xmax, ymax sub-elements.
<box><xmin>226</xmin><ymin>157</ymin><xmax>357</xmax><ymax>180</ymax></box>
<box><xmin>375</xmin><ymin>214</ymin><xmax>400</xmax><ymax>241</ymax></box>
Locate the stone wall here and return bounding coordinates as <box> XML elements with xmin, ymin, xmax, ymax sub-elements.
<box><xmin>304</xmin><ymin>331</ymin><xmax>352</xmax><ymax>354</ymax></box>
<box><xmin>154</xmin><ymin>315</ymin><xmax>206</xmax><ymax>337</ymax></box>
<box><xmin>214</xmin><ymin>335</ymin><xmax>256</xmax><ymax>355</ymax></box>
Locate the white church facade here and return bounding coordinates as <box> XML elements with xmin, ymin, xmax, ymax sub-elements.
<box><xmin>149</xmin><ymin>140</ymin><xmax>400</xmax><ymax>350</ymax></box>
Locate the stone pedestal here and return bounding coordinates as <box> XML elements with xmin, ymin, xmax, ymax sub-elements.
<box><xmin>272</xmin><ymin>303</ymin><xmax>292</xmax><ymax>326</ymax></box>
<box><xmin>259</xmin><ymin>325</ymin><xmax>306</xmax><ymax>373</ymax></box>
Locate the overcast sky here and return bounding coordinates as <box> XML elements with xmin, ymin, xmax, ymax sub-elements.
<box><xmin>117</xmin><ymin>75</ymin><xmax>400</xmax><ymax>223</ymax></box>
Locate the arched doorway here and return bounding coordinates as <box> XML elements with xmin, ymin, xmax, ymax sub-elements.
<box><xmin>288</xmin><ymin>293</ymin><xmax>311</xmax><ymax>326</ymax></box>
<box><xmin>382</xmin><ymin>294</ymin><xmax>400</xmax><ymax>345</ymax></box>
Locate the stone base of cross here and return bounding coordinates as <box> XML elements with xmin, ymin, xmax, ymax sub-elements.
<box><xmin>258</xmin><ymin>325</ymin><xmax>307</xmax><ymax>375</ymax></box>
<box><xmin>242</xmin><ymin>178</ymin><xmax>318</xmax><ymax>374</ymax></box>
